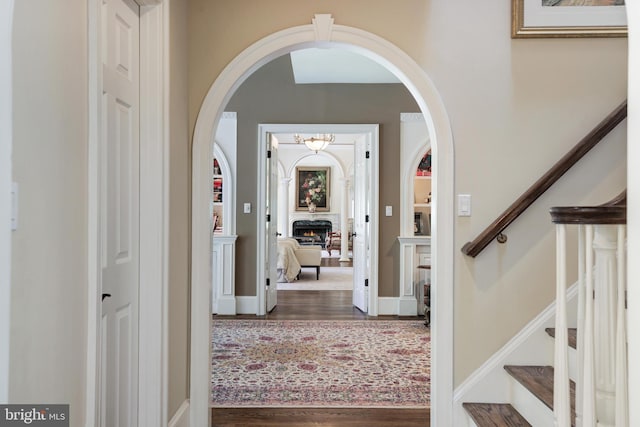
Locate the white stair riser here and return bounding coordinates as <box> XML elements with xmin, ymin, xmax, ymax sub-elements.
<box><xmin>509</xmin><ymin>375</ymin><xmax>554</xmax><ymax>427</ymax></box>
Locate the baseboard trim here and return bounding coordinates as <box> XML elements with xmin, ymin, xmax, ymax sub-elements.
<box><xmin>398</xmin><ymin>296</ymin><xmax>418</xmax><ymax>316</ymax></box>
<box><xmin>377</xmin><ymin>297</ymin><xmax>398</xmax><ymax>315</ymax></box>
<box><xmin>215</xmin><ymin>296</ymin><xmax>237</xmax><ymax>315</ymax></box>
<box><xmin>168</xmin><ymin>399</ymin><xmax>189</xmax><ymax>427</ymax></box>
<box><xmin>236</xmin><ymin>296</ymin><xmax>257</xmax><ymax>314</ymax></box>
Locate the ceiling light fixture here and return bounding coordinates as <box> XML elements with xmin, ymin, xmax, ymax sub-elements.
<box><xmin>294</xmin><ymin>133</ymin><xmax>335</xmax><ymax>153</ymax></box>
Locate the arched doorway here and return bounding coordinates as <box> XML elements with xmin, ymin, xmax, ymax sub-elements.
<box><xmin>190</xmin><ymin>13</ymin><xmax>455</xmax><ymax>426</ymax></box>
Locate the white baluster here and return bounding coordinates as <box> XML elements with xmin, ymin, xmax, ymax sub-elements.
<box><xmin>583</xmin><ymin>225</ymin><xmax>597</xmax><ymax>427</ymax></box>
<box><xmin>615</xmin><ymin>225</ymin><xmax>628</xmax><ymax>426</ymax></box>
<box><xmin>555</xmin><ymin>224</ymin><xmax>571</xmax><ymax>427</ymax></box>
<box><xmin>576</xmin><ymin>225</ymin><xmax>585</xmax><ymax>427</ymax></box>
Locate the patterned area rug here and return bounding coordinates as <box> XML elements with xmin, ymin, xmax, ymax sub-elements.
<box><xmin>211</xmin><ymin>320</ymin><xmax>430</xmax><ymax>408</ymax></box>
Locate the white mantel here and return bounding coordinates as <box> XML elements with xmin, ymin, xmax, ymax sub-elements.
<box><xmin>289</xmin><ymin>212</ymin><xmax>342</xmax><ymax>233</ymax></box>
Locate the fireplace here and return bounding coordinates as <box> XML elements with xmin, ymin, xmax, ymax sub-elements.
<box><xmin>292</xmin><ymin>220</ymin><xmax>332</xmax><ymax>248</ymax></box>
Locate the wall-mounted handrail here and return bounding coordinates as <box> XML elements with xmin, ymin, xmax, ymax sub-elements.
<box><xmin>461</xmin><ymin>101</ymin><xmax>627</xmax><ymax>258</ymax></box>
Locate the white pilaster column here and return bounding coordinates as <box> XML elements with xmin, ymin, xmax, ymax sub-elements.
<box><xmin>339</xmin><ymin>178</ymin><xmax>350</xmax><ymax>261</ymax></box>
<box><xmin>279</xmin><ymin>178</ymin><xmax>292</xmax><ymax>237</ymax></box>
<box><xmin>593</xmin><ymin>225</ymin><xmax>619</xmax><ymax>425</ymax></box>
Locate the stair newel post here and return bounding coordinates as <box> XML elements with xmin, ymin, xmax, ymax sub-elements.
<box><xmin>576</xmin><ymin>224</ymin><xmax>586</xmax><ymax>427</ymax></box>
<box><xmin>583</xmin><ymin>224</ymin><xmax>597</xmax><ymax>427</ymax></box>
<box><xmin>593</xmin><ymin>225</ymin><xmax>619</xmax><ymax>425</ymax></box>
<box><xmin>614</xmin><ymin>225</ymin><xmax>628</xmax><ymax>426</ymax></box>
<box><xmin>554</xmin><ymin>223</ymin><xmax>571</xmax><ymax>427</ymax></box>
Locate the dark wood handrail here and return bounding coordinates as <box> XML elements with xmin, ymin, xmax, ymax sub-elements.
<box><xmin>550</xmin><ymin>191</ymin><xmax>626</xmax><ymax>225</ymax></box>
<box><xmin>461</xmin><ymin>101</ymin><xmax>627</xmax><ymax>257</ymax></box>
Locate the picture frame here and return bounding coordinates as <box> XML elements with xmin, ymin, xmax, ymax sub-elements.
<box><xmin>414</xmin><ymin>213</ymin><xmax>423</xmax><ymax>235</ymax></box>
<box><xmin>512</xmin><ymin>0</ymin><xmax>627</xmax><ymax>38</ymax></box>
<box><xmin>296</xmin><ymin>166</ymin><xmax>330</xmax><ymax>212</ymax></box>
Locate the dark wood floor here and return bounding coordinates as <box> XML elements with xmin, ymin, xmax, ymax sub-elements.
<box><xmin>211</xmin><ymin>407</ymin><xmax>430</xmax><ymax>427</ymax></box>
<box><xmin>212</xmin><ymin>263</ymin><xmax>429</xmax><ymax>426</ymax></box>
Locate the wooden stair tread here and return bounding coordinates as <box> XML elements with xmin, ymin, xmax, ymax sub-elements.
<box><xmin>545</xmin><ymin>327</ymin><xmax>577</xmax><ymax>349</ymax></box>
<box><xmin>504</xmin><ymin>365</ymin><xmax>576</xmax><ymax>426</ymax></box>
<box><xmin>463</xmin><ymin>403</ymin><xmax>531</xmax><ymax>426</ymax></box>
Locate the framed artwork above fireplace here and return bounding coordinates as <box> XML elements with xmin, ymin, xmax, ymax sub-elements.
<box><xmin>295</xmin><ymin>166</ymin><xmax>330</xmax><ymax>212</ymax></box>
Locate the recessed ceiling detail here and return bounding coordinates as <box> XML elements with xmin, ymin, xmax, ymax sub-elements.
<box><xmin>290</xmin><ymin>48</ymin><xmax>401</xmax><ymax>84</ymax></box>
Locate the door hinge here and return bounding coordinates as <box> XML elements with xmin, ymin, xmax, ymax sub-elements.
<box><xmin>266</xmin><ymin>214</ymin><xmax>271</xmax><ymax>222</ymax></box>
<box><xmin>266</xmin><ymin>278</ymin><xmax>271</xmax><ymax>287</ymax></box>
<box><xmin>365</xmin><ymin>151</ymin><xmax>370</xmax><ymax>159</ymax></box>
<box><xmin>267</xmin><ymin>150</ymin><xmax>272</xmax><ymax>158</ymax></box>
<box><xmin>365</xmin><ymin>278</ymin><xmax>369</xmax><ymax>287</ymax></box>
<box><xmin>365</xmin><ymin>214</ymin><xmax>370</xmax><ymax>223</ymax></box>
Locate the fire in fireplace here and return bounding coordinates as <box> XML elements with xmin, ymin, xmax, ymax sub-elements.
<box><xmin>292</xmin><ymin>220</ymin><xmax>332</xmax><ymax>248</ymax></box>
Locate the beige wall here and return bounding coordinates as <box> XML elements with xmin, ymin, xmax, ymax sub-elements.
<box><xmin>168</xmin><ymin>0</ymin><xmax>191</xmax><ymax>417</ymax></box>
<box><xmin>11</xmin><ymin>1</ymin><xmax>88</xmax><ymax>425</ymax></box>
<box><xmin>189</xmin><ymin>0</ymin><xmax>627</xmax><ymax>386</ymax></box>
<box><xmin>225</xmin><ymin>55</ymin><xmax>418</xmax><ymax>297</ymax></box>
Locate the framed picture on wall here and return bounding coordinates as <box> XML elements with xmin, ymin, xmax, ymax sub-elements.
<box><xmin>296</xmin><ymin>166</ymin><xmax>330</xmax><ymax>212</ymax></box>
<box><xmin>512</xmin><ymin>0</ymin><xmax>627</xmax><ymax>38</ymax></box>
<box><xmin>414</xmin><ymin>213</ymin><xmax>423</xmax><ymax>235</ymax></box>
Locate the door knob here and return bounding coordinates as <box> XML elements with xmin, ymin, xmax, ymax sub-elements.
<box><xmin>276</xmin><ymin>232</ymin><xmax>282</xmax><ymax>236</ymax></box>
<box><xmin>102</xmin><ymin>293</ymin><xmax>112</xmax><ymax>302</ymax></box>
<box><xmin>352</xmin><ymin>232</ymin><xmax>357</xmax><ymax>237</ymax></box>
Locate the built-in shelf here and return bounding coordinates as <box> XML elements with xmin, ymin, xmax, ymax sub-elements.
<box><xmin>212</xmin><ymin>158</ymin><xmax>224</xmax><ymax>233</ymax></box>
<box><xmin>414</xmin><ymin>166</ymin><xmax>431</xmax><ymax>236</ymax></box>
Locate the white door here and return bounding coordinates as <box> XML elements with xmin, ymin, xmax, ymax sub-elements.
<box><xmin>266</xmin><ymin>134</ymin><xmax>279</xmax><ymax>312</ymax></box>
<box><xmin>352</xmin><ymin>138</ymin><xmax>370</xmax><ymax>313</ymax></box>
<box><xmin>100</xmin><ymin>0</ymin><xmax>140</xmax><ymax>425</ymax></box>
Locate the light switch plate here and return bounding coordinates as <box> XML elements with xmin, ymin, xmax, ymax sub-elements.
<box><xmin>458</xmin><ymin>194</ymin><xmax>471</xmax><ymax>216</ymax></box>
<box><xmin>243</xmin><ymin>202</ymin><xmax>251</xmax><ymax>214</ymax></box>
<box><xmin>385</xmin><ymin>206</ymin><xmax>392</xmax><ymax>216</ymax></box>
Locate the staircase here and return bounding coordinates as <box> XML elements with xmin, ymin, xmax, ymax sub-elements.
<box><xmin>459</xmin><ymin>194</ymin><xmax>627</xmax><ymax>426</ymax></box>
<box><xmin>463</xmin><ymin>329</ymin><xmax>577</xmax><ymax>427</ymax></box>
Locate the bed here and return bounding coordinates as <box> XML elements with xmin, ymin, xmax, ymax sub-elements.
<box><xmin>276</xmin><ymin>238</ymin><xmax>322</xmax><ymax>282</ymax></box>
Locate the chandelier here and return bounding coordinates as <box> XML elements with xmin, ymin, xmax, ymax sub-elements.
<box><xmin>294</xmin><ymin>133</ymin><xmax>335</xmax><ymax>153</ymax></box>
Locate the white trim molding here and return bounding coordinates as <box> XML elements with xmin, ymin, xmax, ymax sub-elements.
<box><xmin>168</xmin><ymin>399</ymin><xmax>190</xmax><ymax>427</ymax></box>
<box><xmin>191</xmin><ymin>13</ymin><xmax>455</xmax><ymax>427</ymax></box>
<box><xmin>138</xmin><ymin>3</ymin><xmax>170</xmax><ymax>426</ymax></box>
<box><xmin>87</xmin><ymin>1</ymin><xmax>169</xmax><ymax>426</ymax></box>
<box><xmin>0</xmin><ymin>0</ymin><xmax>14</xmax><ymax>404</ymax></box>
<box><xmin>627</xmin><ymin>4</ymin><xmax>640</xmax><ymax>426</ymax></box>
<box><xmin>256</xmin><ymin>123</ymin><xmax>379</xmax><ymax>317</ymax></box>
<box><xmin>377</xmin><ymin>298</ymin><xmax>400</xmax><ymax>316</ymax></box>
<box><xmin>236</xmin><ymin>296</ymin><xmax>258</xmax><ymax>315</ymax></box>
<box><xmin>211</xmin><ymin>235</ymin><xmax>237</xmax><ymax>315</ymax></box>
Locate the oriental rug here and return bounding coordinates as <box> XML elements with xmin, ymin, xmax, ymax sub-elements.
<box><xmin>211</xmin><ymin>320</ymin><xmax>430</xmax><ymax>408</ymax></box>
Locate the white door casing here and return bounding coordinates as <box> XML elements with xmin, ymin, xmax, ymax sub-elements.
<box><xmin>266</xmin><ymin>134</ymin><xmax>279</xmax><ymax>312</ymax></box>
<box><xmin>352</xmin><ymin>134</ymin><xmax>370</xmax><ymax>313</ymax></box>
<box><xmin>192</xmin><ymin>15</ymin><xmax>455</xmax><ymax>427</ymax></box>
<box><xmin>256</xmin><ymin>123</ymin><xmax>378</xmax><ymax>318</ymax></box>
<box><xmin>100</xmin><ymin>0</ymin><xmax>140</xmax><ymax>425</ymax></box>
<box><xmin>88</xmin><ymin>0</ymin><xmax>168</xmax><ymax>426</ymax></box>
<box><xmin>0</xmin><ymin>0</ymin><xmax>14</xmax><ymax>403</ymax></box>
